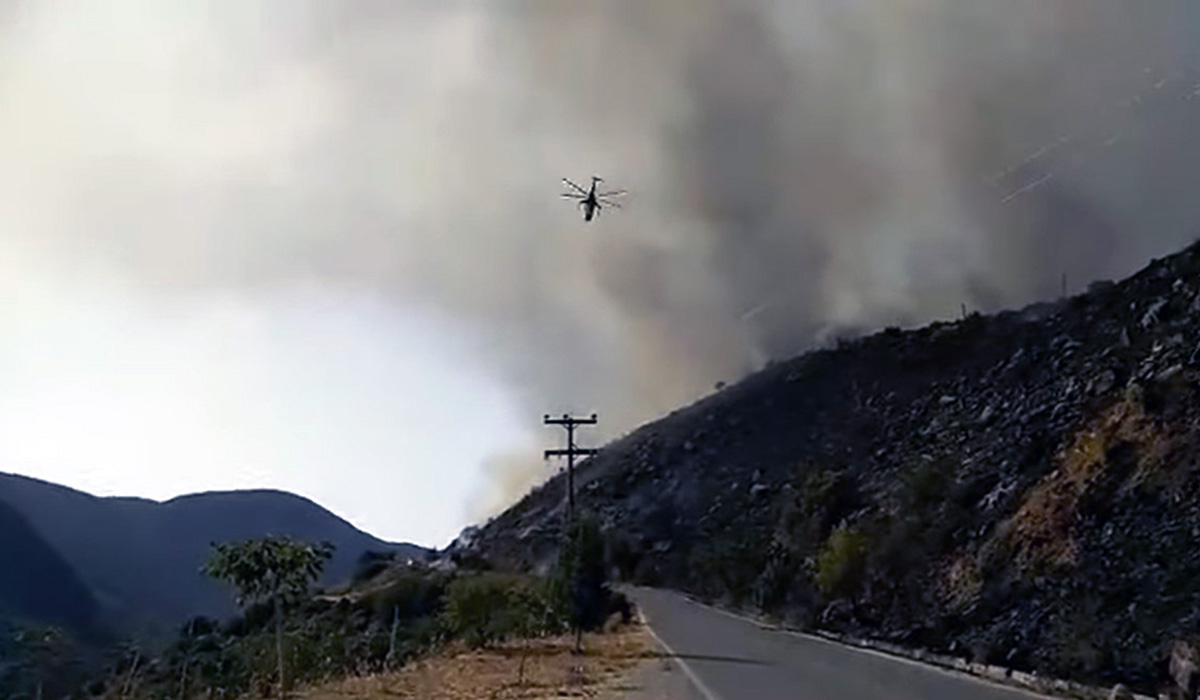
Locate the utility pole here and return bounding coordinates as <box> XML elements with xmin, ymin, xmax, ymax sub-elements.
<box><xmin>543</xmin><ymin>413</ymin><xmax>599</xmax><ymax>526</ymax></box>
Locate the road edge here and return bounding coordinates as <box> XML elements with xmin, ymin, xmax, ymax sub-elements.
<box><xmin>635</xmin><ymin>608</ymin><xmax>721</xmax><ymax>700</ymax></box>
<box><xmin>629</xmin><ymin>587</ymin><xmax>1155</xmax><ymax>700</ymax></box>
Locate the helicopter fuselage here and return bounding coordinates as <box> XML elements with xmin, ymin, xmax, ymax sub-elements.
<box><xmin>562</xmin><ymin>175</ymin><xmax>621</xmax><ymax>222</ymax></box>
<box><xmin>581</xmin><ymin>183</ymin><xmax>599</xmax><ymax>220</ymax></box>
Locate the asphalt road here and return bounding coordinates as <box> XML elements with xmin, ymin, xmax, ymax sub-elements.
<box><xmin>628</xmin><ymin>587</ymin><xmax>1051</xmax><ymax>700</ymax></box>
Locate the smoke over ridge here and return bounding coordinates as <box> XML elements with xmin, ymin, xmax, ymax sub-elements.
<box><xmin>3</xmin><ymin>1</ymin><xmax>1200</xmax><ymax>518</ymax></box>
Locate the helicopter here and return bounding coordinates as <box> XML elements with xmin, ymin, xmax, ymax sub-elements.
<box><xmin>561</xmin><ymin>176</ymin><xmax>626</xmax><ymax>221</ymax></box>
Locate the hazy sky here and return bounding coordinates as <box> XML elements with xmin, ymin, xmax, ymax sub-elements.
<box><xmin>3</xmin><ymin>1</ymin><xmax>1198</xmax><ymax>549</ymax></box>
<box><xmin>0</xmin><ymin>278</ymin><xmax>526</xmax><ymax>547</ymax></box>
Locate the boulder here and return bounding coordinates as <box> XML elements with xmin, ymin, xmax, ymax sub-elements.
<box><xmin>1171</xmin><ymin>640</ymin><xmax>1200</xmax><ymax>699</ymax></box>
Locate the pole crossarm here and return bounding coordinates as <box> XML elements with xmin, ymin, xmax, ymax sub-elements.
<box><xmin>543</xmin><ymin>448</ymin><xmax>599</xmax><ymax>459</ymax></box>
<box><xmin>543</xmin><ymin>417</ymin><xmax>598</xmax><ymax>426</ymax></box>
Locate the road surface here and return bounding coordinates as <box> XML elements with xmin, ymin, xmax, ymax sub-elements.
<box><xmin>628</xmin><ymin>587</ymin><xmax>1051</xmax><ymax>700</ymax></box>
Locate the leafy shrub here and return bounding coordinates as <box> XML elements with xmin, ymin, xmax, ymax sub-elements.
<box><xmin>441</xmin><ymin>574</ymin><xmax>514</xmax><ymax>649</ymax></box>
<box><xmin>286</xmin><ymin>613</ymin><xmax>389</xmax><ymax>682</ymax></box>
<box><xmin>815</xmin><ymin>525</ymin><xmax>870</xmax><ymax>597</ymax></box>
<box><xmin>440</xmin><ymin>574</ymin><xmax>559</xmax><ymax>650</ymax></box>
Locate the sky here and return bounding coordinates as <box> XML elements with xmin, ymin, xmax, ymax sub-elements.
<box><xmin>2</xmin><ymin>1</ymin><xmax>1200</xmax><ymax>549</ymax></box>
<box><xmin>0</xmin><ymin>278</ymin><xmax>526</xmax><ymax>547</ymax></box>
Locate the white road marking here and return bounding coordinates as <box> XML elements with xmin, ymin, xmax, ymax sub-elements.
<box><xmin>637</xmin><ymin>608</ymin><xmax>723</xmax><ymax>700</ymax></box>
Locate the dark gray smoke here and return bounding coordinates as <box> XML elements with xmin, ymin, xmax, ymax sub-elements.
<box><xmin>473</xmin><ymin>0</ymin><xmax>1200</xmax><ymax>512</ymax></box>
<box><xmin>4</xmin><ymin>1</ymin><xmax>1200</xmax><ymax>517</ymax></box>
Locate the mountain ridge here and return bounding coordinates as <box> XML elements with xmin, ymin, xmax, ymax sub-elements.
<box><xmin>0</xmin><ymin>472</ymin><xmax>428</xmax><ymax>635</ymax></box>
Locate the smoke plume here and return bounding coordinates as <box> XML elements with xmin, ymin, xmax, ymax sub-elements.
<box><xmin>3</xmin><ymin>1</ymin><xmax>1200</xmax><ymax>520</ymax></box>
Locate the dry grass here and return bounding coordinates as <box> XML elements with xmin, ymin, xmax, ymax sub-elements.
<box><xmin>296</xmin><ymin>623</ymin><xmax>656</xmax><ymax>700</ymax></box>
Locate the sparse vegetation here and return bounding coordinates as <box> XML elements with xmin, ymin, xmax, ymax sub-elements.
<box><xmin>441</xmin><ymin>573</ymin><xmax>554</xmax><ymax>650</ymax></box>
<box><xmin>47</xmin><ymin>532</ymin><xmax>630</xmax><ymax>699</ymax></box>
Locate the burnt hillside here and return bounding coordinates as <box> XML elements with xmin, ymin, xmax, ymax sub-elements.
<box><xmin>469</xmin><ymin>238</ymin><xmax>1200</xmax><ymax>693</ymax></box>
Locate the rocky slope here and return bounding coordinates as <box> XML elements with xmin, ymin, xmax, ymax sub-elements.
<box><xmin>468</xmin><ymin>238</ymin><xmax>1200</xmax><ymax>695</ymax></box>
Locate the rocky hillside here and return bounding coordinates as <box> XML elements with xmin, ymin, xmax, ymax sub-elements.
<box><xmin>469</xmin><ymin>238</ymin><xmax>1200</xmax><ymax>695</ymax></box>
<box><xmin>0</xmin><ymin>474</ymin><xmax>429</xmax><ymax>636</ymax></box>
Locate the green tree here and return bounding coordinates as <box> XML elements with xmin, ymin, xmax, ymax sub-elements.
<box><xmin>553</xmin><ymin>516</ymin><xmax>610</xmax><ymax>653</ymax></box>
<box><xmin>202</xmin><ymin>537</ymin><xmax>334</xmax><ymax>700</ymax></box>
<box><xmin>503</xmin><ymin>581</ymin><xmax>558</xmax><ymax>686</ymax></box>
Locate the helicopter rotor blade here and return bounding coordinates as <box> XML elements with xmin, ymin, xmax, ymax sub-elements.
<box><xmin>561</xmin><ymin>193</ymin><xmax>586</xmax><ymax>200</ymax></box>
<box><xmin>598</xmin><ymin>200</ymin><xmax>623</xmax><ymax>209</ymax></box>
<box><xmin>562</xmin><ymin>178</ymin><xmax>588</xmax><ymax>195</ymax></box>
<box><xmin>598</xmin><ymin>190</ymin><xmax>626</xmax><ymax>198</ymax></box>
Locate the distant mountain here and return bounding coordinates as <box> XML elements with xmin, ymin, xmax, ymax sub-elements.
<box><xmin>0</xmin><ymin>497</ymin><xmax>100</xmax><ymax>638</ymax></box>
<box><xmin>0</xmin><ymin>473</ymin><xmax>428</xmax><ymax>634</ymax></box>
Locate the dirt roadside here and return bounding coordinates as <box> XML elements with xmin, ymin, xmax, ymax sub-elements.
<box><xmin>296</xmin><ymin>620</ymin><xmax>694</xmax><ymax>700</ymax></box>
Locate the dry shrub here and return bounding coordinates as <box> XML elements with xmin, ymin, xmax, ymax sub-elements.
<box><xmin>1006</xmin><ymin>384</ymin><xmax>1180</xmax><ymax>571</ymax></box>
<box><xmin>939</xmin><ymin>554</ymin><xmax>983</xmax><ymax>612</ymax></box>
